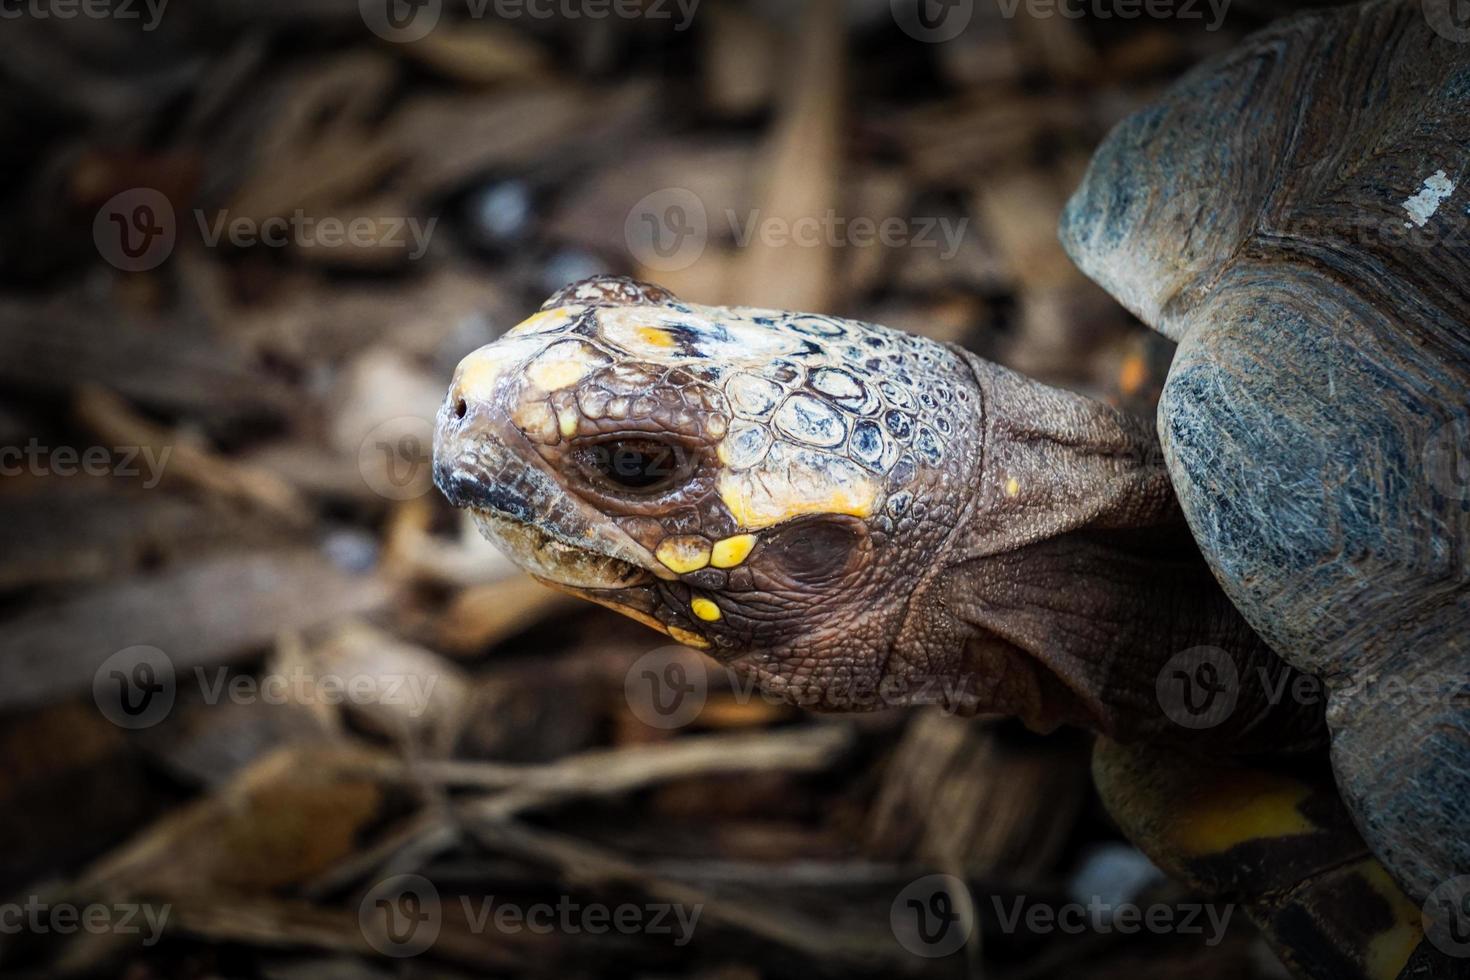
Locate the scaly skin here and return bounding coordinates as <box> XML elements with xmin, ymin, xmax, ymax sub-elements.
<box><xmin>432</xmin><ymin>274</ymin><xmax>1321</xmax><ymax>751</ymax></box>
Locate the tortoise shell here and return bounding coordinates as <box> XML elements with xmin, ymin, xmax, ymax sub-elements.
<box><xmin>1060</xmin><ymin>0</ymin><xmax>1469</xmax><ymax>907</ymax></box>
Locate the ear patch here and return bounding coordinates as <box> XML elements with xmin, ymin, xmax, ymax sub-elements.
<box><xmin>711</xmin><ymin>534</ymin><xmax>758</xmax><ymax>568</ymax></box>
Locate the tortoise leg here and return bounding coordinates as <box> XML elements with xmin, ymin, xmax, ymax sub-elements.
<box><xmin>1092</xmin><ymin>738</ymin><xmax>1462</xmax><ymax>979</ymax></box>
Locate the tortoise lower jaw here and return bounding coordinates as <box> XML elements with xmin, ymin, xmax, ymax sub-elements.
<box><xmin>469</xmin><ymin>509</ymin><xmax>654</xmax><ymax>590</ymax></box>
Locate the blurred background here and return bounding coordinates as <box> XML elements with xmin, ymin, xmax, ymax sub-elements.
<box><xmin>0</xmin><ymin>0</ymin><xmax>1322</xmax><ymax>976</ymax></box>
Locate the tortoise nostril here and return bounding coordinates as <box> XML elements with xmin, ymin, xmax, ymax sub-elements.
<box><xmin>454</xmin><ymin>398</ymin><xmax>468</xmax><ymax>420</ymax></box>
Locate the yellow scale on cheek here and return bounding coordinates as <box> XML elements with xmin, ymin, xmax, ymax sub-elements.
<box><xmin>690</xmin><ymin>598</ymin><xmax>721</xmax><ymax>622</ymax></box>
<box><xmin>711</xmin><ymin>534</ymin><xmax>757</xmax><ymax>568</ymax></box>
<box><xmin>655</xmin><ymin>536</ymin><xmax>711</xmax><ymax>574</ymax></box>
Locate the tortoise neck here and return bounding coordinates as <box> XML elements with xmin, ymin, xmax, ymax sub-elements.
<box><xmin>926</xmin><ymin>353</ymin><xmax>1324</xmax><ymax>750</ymax></box>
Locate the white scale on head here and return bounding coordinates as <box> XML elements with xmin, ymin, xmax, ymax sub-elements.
<box><xmin>491</xmin><ymin>298</ymin><xmax>954</xmax><ymax>532</ymax></box>
<box><xmin>601</xmin><ymin>302</ymin><xmax>952</xmax><ymax>531</ymax></box>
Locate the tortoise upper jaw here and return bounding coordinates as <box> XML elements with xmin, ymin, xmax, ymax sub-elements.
<box><xmin>468</xmin><ymin>508</ymin><xmax>656</xmax><ymax>591</ymax></box>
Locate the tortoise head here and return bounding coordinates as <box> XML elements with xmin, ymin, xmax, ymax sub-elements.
<box><xmin>433</xmin><ymin>275</ymin><xmax>987</xmax><ymax>711</ymax></box>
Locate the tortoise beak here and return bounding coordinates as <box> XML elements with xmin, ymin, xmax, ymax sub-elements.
<box><xmin>432</xmin><ymin>348</ymin><xmax>667</xmax><ymax>590</ymax></box>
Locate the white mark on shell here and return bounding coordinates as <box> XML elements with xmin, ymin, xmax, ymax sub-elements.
<box><xmin>1402</xmin><ymin>170</ymin><xmax>1456</xmax><ymax>227</ymax></box>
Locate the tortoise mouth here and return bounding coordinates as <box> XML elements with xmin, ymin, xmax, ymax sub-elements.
<box><xmin>469</xmin><ymin>508</ymin><xmax>652</xmax><ymax>590</ymax></box>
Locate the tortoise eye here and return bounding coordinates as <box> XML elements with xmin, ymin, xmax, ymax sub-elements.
<box><xmin>572</xmin><ymin>438</ymin><xmax>695</xmax><ymax>496</ymax></box>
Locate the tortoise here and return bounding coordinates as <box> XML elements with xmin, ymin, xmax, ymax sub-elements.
<box><xmin>431</xmin><ymin>1</ymin><xmax>1469</xmax><ymax>976</ymax></box>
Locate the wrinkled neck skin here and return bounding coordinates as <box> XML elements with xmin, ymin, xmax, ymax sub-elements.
<box><xmin>904</xmin><ymin>351</ymin><xmax>1323</xmax><ymax>752</ymax></box>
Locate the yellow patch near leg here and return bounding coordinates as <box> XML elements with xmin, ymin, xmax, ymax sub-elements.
<box><xmin>1358</xmin><ymin>861</ymin><xmax>1422</xmax><ymax>980</ymax></box>
<box><xmin>690</xmin><ymin>597</ymin><xmax>721</xmax><ymax>622</ymax></box>
<box><xmin>1175</xmin><ymin>781</ymin><xmax>1317</xmax><ymax>855</ymax></box>
<box><xmin>710</xmin><ymin>534</ymin><xmax>758</xmax><ymax>568</ymax></box>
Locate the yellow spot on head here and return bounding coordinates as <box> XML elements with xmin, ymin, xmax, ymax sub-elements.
<box><xmin>507</xmin><ymin>306</ymin><xmax>577</xmax><ymax>336</ymax></box>
<box><xmin>655</xmin><ymin>536</ymin><xmax>712</xmax><ymax>574</ymax></box>
<box><xmin>636</xmin><ymin>326</ymin><xmax>676</xmax><ymax>349</ymax></box>
<box><xmin>1004</xmin><ymin>477</ymin><xmax>1020</xmax><ymax>498</ymax></box>
<box><xmin>717</xmin><ymin>447</ymin><xmax>879</xmax><ymax>530</ymax></box>
<box><xmin>512</xmin><ymin>401</ymin><xmax>558</xmax><ymax>443</ymax></box>
<box><xmin>556</xmin><ymin>405</ymin><xmax>579</xmax><ymax>438</ymax></box>
<box><xmin>528</xmin><ymin>356</ymin><xmax>594</xmax><ymax>392</ymax></box>
<box><xmin>690</xmin><ymin>597</ymin><xmax>721</xmax><ymax>622</ymax></box>
<box><xmin>711</xmin><ymin>534</ymin><xmax>758</xmax><ymax>568</ymax></box>
<box><xmin>456</xmin><ymin>351</ymin><xmax>509</xmax><ymax>402</ymax></box>
<box><xmin>667</xmin><ymin>625</ymin><xmax>710</xmax><ymax>649</ymax></box>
